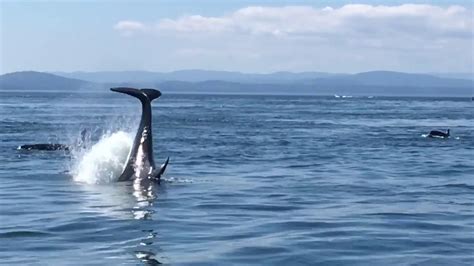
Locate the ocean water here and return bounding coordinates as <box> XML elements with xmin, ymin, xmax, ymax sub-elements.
<box><xmin>0</xmin><ymin>91</ymin><xmax>473</xmax><ymax>265</ymax></box>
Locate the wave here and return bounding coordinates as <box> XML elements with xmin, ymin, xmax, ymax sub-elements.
<box><xmin>0</xmin><ymin>230</ymin><xmax>52</xmax><ymax>238</ymax></box>
<box><xmin>429</xmin><ymin>183</ymin><xmax>474</xmax><ymax>190</ymax></box>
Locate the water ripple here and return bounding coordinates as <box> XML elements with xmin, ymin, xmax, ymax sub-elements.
<box><xmin>1</xmin><ymin>92</ymin><xmax>473</xmax><ymax>265</ymax></box>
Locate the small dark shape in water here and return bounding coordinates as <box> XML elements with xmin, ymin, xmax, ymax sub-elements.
<box><xmin>18</xmin><ymin>143</ymin><xmax>69</xmax><ymax>151</ymax></box>
<box><xmin>428</xmin><ymin>129</ymin><xmax>450</xmax><ymax>138</ymax></box>
<box><xmin>17</xmin><ymin>129</ymin><xmax>89</xmax><ymax>151</ymax></box>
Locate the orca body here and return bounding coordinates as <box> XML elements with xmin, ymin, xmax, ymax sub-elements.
<box><xmin>428</xmin><ymin>129</ymin><xmax>450</xmax><ymax>138</ymax></box>
<box><xmin>111</xmin><ymin>87</ymin><xmax>169</xmax><ymax>182</ymax></box>
<box><xmin>18</xmin><ymin>143</ymin><xmax>69</xmax><ymax>151</ymax></box>
<box><xmin>18</xmin><ymin>129</ymin><xmax>89</xmax><ymax>152</ymax></box>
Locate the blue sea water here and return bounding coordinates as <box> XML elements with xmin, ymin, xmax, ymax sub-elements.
<box><xmin>0</xmin><ymin>91</ymin><xmax>473</xmax><ymax>265</ymax></box>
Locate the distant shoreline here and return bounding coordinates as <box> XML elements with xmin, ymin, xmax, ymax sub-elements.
<box><xmin>1</xmin><ymin>89</ymin><xmax>472</xmax><ymax>100</ymax></box>
<box><xmin>1</xmin><ymin>70</ymin><xmax>472</xmax><ymax>98</ymax></box>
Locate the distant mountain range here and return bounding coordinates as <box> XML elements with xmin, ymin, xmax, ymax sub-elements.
<box><xmin>0</xmin><ymin>71</ymin><xmax>96</xmax><ymax>91</ymax></box>
<box><xmin>53</xmin><ymin>69</ymin><xmax>474</xmax><ymax>84</ymax></box>
<box><xmin>1</xmin><ymin>70</ymin><xmax>472</xmax><ymax>97</ymax></box>
<box><xmin>53</xmin><ymin>70</ymin><xmax>343</xmax><ymax>84</ymax></box>
<box><xmin>429</xmin><ymin>72</ymin><xmax>474</xmax><ymax>80</ymax></box>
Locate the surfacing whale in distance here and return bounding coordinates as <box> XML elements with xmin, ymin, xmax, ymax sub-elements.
<box><xmin>17</xmin><ymin>129</ymin><xmax>89</xmax><ymax>151</ymax></box>
<box><xmin>111</xmin><ymin>87</ymin><xmax>169</xmax><ymax>183</ymax></box>
<box><xmin>18</xmin><ymin>143</ymin><xmax>70</xmax><ymax>151</ymax></box>
<box><xmin>428</xmin><ymin>129</ymin><xmax>450</xmax><ymax>138</ymax></box>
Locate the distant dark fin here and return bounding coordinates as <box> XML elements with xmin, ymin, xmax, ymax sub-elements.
<box><xmin>110</xmin><ymin>87</ymin><xmax>162</xmax><ymax>102</ymax></box>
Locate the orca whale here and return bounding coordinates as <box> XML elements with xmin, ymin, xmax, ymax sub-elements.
<box><xmin>18</xmin><ymin>129</ymin><xmax>89</xmax><ymax>151</ymax></box>
<box><xmin>18</xmin><ymin>143</ymin><xmax>70</xmax><ymax>151</ymax></box>
<box><xmin>428</xmin><ymin>129</ymin><xmax>450</xmax><ymax>138</ymax></box>
<box><xmin>111</xmin><ymin>87</ymin><xmax>169</xmax><ymax>182</ymax></box>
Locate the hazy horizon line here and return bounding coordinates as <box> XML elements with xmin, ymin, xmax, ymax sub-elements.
<box><xmin>2</xmin><ymin>69</ymin><xmax>474</xmax><ymax>76</ymax></box>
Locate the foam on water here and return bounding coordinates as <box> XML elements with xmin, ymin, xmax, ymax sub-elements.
<box><xmin>421</xmin><ymin>134</ymin><xmax>460</xmax><ymax>140</ymax></box>
<box><xmin>73</xmin><ymin>131</ymin><xmax>133</xmax><ymax>184</ymax></box>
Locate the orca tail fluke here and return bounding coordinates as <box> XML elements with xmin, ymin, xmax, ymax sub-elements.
<box><xmin>110</xmin><ymin>87</ymin><xmax>162</xmax><ymax>103</ymax></box>
<box><xmin>111</xmin><ymin>87</ymin><xmax>147</xmax><ymax>102</ymax></box>
<box><xmin>140</xmin><ymin>88</ymin><xmax>162</xmax><ymax>102</ymax></box>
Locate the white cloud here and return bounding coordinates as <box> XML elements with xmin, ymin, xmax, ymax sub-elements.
<box><xmin>154</xmin><ymin>4</ymin><xmax>472</xmax><ymax>39</ymax></box>
<box><xmin>111</xmin><ymin>4</ymin><xmax>473</xmax><ymax>72</ymax></box>
<box><xmin>159</xmin><ymin>15</ymin><xmax>231</xmax><ymax>33</ymax></box>
<box><xmin>114</xmin><ymin>20</ymin><xmax>147</xmax><ymax>36</ymax></box>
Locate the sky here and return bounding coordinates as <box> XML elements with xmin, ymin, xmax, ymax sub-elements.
<box><xmin>0</xmin><ymin>0</ymin><xmax>473</xmax><ymax>74</ymax></box>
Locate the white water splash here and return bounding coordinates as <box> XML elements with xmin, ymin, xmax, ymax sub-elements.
<box><xmin>73</xmin><ymin>131</ymin><xmax>133</xmax><ymax>184</ymax></box>
<box><xmin>421</xmin><ymin>134</ymin><xmax>460</xmax><ymax>140</ymax></box>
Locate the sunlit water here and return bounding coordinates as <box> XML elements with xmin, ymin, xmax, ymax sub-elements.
<box><xmin>0</xmin><ymin>91</ymin><xmax>473</xmax><ymax>265</ymax></box>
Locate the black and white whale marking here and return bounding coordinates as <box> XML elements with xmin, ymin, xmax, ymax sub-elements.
<box><xmin>111</xmin><ymin>87</ymin><xmax>169</xmax><ymax>182</ymax></box>
<box><xmin>428</xmin><ymin>129</ymin><xmax>450</xmax><ymax>138</ymax></box>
